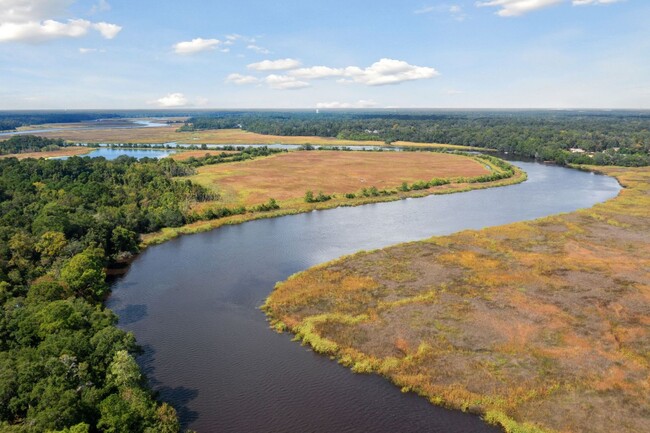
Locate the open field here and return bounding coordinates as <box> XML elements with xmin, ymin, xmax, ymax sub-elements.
<box><xmin>189</xmin><ymin>151</ymin><xmax>491</xmax><ymax>207</ymax></box>
<box><xmin>264</xmin><ymin>165</ymin><xmax>650</xmax><ymax>433</ymax></box>
<box><xmin>16</xmin><ymin>126</ymin><xmax>484</xmax><ymax>150</ymax></box>
<box><xmin>142</xmin><ymin>152</ymin><xmax>524</xmax><ymax>246</ymax></box>
<box><xmin>0</xmin><ymin>146</ymin><xmax>92</xmax><ymax>159</ymax></box>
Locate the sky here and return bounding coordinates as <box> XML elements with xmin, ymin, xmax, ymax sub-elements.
<box><xmin>0</xmin><ymin>0</ymin><xmax>648</xmax><ymax>109</ymax></box>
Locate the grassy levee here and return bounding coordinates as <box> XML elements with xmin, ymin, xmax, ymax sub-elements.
<box><xmin>141</xmin><ymin>153</ymin><xmax>525</xmax><ymax>246</ymax></box>
<box><xmin>263</xmin><ymin>166</ymin><xmax>650</xmax><ymax>433</ymax></box>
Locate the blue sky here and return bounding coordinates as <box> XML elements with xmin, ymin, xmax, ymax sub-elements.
<box><xmin>0</xmin><ymin>0</ymin><xmax>647</xmax><ymax>109</ymax></box>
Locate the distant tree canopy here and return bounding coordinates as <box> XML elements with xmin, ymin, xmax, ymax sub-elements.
<box><xmin>180</xmin><ymin>111</ymin><xmax>650</xmax><ymax>166</ymax></box>
<box><xmin>0</xmin><ymin>135</ymin><xmax>68</xmax><ymax>155</ymax></box>
<box><xmin>0</xmin><ymin>113</ymin><xmax>122</xmax><ymax>131</ymax></box>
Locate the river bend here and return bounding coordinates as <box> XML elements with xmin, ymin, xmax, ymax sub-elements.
<box><xmin>108</xmin><ymin>161</ymin><xmax>620</xmax><ymax>432</ymax></box>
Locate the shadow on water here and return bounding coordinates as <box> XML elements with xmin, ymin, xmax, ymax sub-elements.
<box><xmin>157</xmin><ymin>386</ymin><xmax>200</xmax><ymax>428</ymax></box>
<box><xmin>136</xmin><ymin>344</ymin><xmax>158</xmax><ymax>380</ymax></box>
<box><xmin>113</xmin><ymin>303</ymin><xmax>148</xmax><ymax>325</ymax></box>
<box><xmin>138</xmin><ymin>344</ymin><xmax>200</xmax><ymax>428</ymax></box>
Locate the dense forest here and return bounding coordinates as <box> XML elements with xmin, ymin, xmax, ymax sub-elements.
<box><xmin>0</xmin><ymin>153</ymin><xmax>223</xmax><ymax>432</ymax></box>
<box><xmin>0</xmin><ymin>139</ymin><xmax>292</xmax><ymax>432</ymax></box>
<box><xmin>0</xmin><ymin>135</ymin><xmax>69</xmax><ymax>155</ymax></box>
<box><xmin>180</xmin><ymin>111</ymin><xmax>650</xmax><ymax>166</ymax></box>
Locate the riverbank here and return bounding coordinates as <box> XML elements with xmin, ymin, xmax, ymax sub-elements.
<box><xmin>263</xmin><ymin>165</ymin><xmax>648</xmax><ymax>433</ymax></box>
<box><xmin>141</xmin><ymin>153</ymin><xmax>526</xmax><ymax>246</ymax></box>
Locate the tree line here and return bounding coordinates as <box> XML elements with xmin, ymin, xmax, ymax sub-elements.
<box><xmin>0</xmin><ymin>113</ymin><xmax>121</xmax><ymax>131</ymax></box>
<box><xmin>180</xmin><ymin>111</ymin><xmax>650</xmax><ymax>166</ymax></box>
<box><xmin>0</xmin><ymin>135</ymin><xmax>69</xmax><ymax>155</ymax></box>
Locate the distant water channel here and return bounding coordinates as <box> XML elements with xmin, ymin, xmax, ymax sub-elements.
<box><xmin>107</xmin><ymin>161</ymin><xmax>620</xmax><ymax>433</ymax></box>
<box><xmin>68</xmin><ymin>148</ymin><xmax>177</xmax><ymax>160</ymax></box>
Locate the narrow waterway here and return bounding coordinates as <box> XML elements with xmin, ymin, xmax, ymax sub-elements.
<box><xmin>108</xmin><ymin>161</ymin><xmax>620</xmax><ymax>432</ymax></box>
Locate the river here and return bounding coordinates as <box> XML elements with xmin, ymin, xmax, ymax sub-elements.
<box><xmin>107</xmin><ymin>161</ymin><xmax>620</xmax><ymax>432</ymax></box>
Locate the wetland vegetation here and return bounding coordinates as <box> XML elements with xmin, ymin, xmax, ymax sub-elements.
<box><xmin>264</xmin><ymin>165</ymin><xmax>650</xmax><ymax>433</ymax></box>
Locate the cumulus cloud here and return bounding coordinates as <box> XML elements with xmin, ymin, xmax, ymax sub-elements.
<box><xmin>226</xmin><ymin>73</ymin><xmax>259</xmax><ymax>85</ymax></box>
<box><xmin>0</xmin><ymin>0</ymin><xmax>73</xmax><ymax>22</ymax></box>
<box><xmin>173</xmin><ymin>37</ymin><xmax>221</xmax><ymax>55</ymax></box>
<box><xmin>289</xmin><ymin>66</ymin><xmax>345</xmax><ymax>79</ymax></box>
<box><xmin>264</xmin><ymin>74</ymin><xmax>310</xmax><ymax>90</ymax></box>
<box><xmin>316</xmin><ymin>100</ymin><xmax>378</xmax><ymax>109</ymax></box>
<box><xmin>248</xmin><ymin>58</ymin><xmax>301</xmax><ymax>71</ymax></box>
<box><xmin>92</xmin><ymin>22</ymin><xmax>120</xmax><ymax>39</ymax></box>
<box><xmin>476</xmin><ymin>0</ymin><xmax>623</xmax><ymax>16</ymax></box>
<box><xmin>231</xmin><ymin>58</ymin><xmax>438</xmax><ymax>90</ymax></box>
<box><xmin>0</xmin><ymin>0</ymin><xmax>122</xmax><ymax>42</ymax></box>
<box><xmin>247</xmin><ymin>44</ymin><xmax>270</xmax><ymax>54</ymax></box>
<box><xmin>290</xmin><ymin>58</ymin><xmax>439</xmax><ymax>86</ymax></box>
<box><xmin>154</xmin><ymin>93</ymin><xmax>188</xmax><ymax>107</ymax></box>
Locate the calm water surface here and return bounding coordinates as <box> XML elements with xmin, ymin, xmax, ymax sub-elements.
<box><xmin>108</xmin><ymin>162</ymin><xmax>620</xmax><ymax>433</ymax></box>
<box><xmin>54</xmin><ymin>148</ymin><xmax>177</xmax><ymax>160</ymax></box>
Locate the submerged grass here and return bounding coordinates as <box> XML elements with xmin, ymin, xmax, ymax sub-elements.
<box><xmin>264</xmin><ymin>166</ymin><xmax>650</xmax><ymax>433</ymax></box>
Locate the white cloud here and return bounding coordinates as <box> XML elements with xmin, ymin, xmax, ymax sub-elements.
<box><xmin>476</xmin><ymin>0</ymin><xmax>564</xmax><ymax>16</ymax></box>
<box><xmin>154</xmin><ymin>93</ymin><xmax>188</xmax><ymax>107</ymax></box>
<box><xmin>90</xmin><ymin>0</ymin><xmax>111</xmax><ymax>14</ymax></box>
<box><xmin>79</xmin><ymin>47</ymin><xmax>104</xmax><ymax>54</ymax></box>
<box><xmin>92</xmin><ymin>22</ymin><xmax>120</xmax><ymax>39</ymax></box>
<box><xmin>449</xmin><ymin>5</ymin><xmax>467</xmax><ymax>21</ymax></box>
<box><xmin>0</xmin><ymin>0</ymin><xmax>121</xmax><ymax>42</ymax></box>
<box><xmin>226</xmin><ymin>73</ymin><xmax>259</xmax><ymax>85</ymax></box>
<box><xmin>0</xmin><ymin>19</ymin><xmax>88</xmax><ymax>42</ymax></box>
<box><xmin>414</xmin><ymin>4</ymin><xmax>466</xmax><ymax>21</ymax></box>
<box><xmin>0</xmin><ymin>0</ymin><xmax>73</xmax><ymax>22</ymax></box>
<box><xmin>264</xmin><ymin>74</ymin><xmax>310</xmax><ymax>90</ymax></box>
<box><xmin>347</xmin><ymin>59</ymin><xmax>439</xmax><ymax>85</ymax></box>
<box><xmin>173</xmin><ymin>37</ymin><xmax>221</xmax><ymax>55</ymax></box>
<box><xmin>476</xmin><ymin>0</ymin><xmax>623</xmax><ymax>16</ymax></box>
<box><xmin>247</xmin><ymin>44</ymin><xmax>270</xmax><ymax>54</ymax></box>
<box><xmin>233</xmin><ymin>58</ymin><xmax>438</xmax><ymax>89</ymax></box>
<box><xmin>290</xmin><ymin>58</ymin><xmax>438</xmax><ymax>86</ymax></box>
<box><xmin>248</xmin><ymin>58</ymin><xmax>301</xmax><ymax>71</ymax></box>
<box><xmin>572</xmin><ymin>0</ymin><xmax>623</xmax><ymax>5</ymax></box>
<box><xmin>316</xmin><ymin>100</ymin><xmax>378</xmax><ymax>109</ymax></box>
<box><xmin>289</xmin><ymin>66</ymin><xmax>345</xmax><ymax>79</ymax></box>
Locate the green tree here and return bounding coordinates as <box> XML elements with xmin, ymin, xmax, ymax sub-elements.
<box><xmin>107</xmin><ymin>350</ymin><xmax>141</xmax><ymax>389</ymax></box>
<box><xmin>60</xmin><ymin>248</ymin><xmax>106</xmax><ymax>300</ymax></box>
